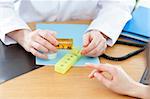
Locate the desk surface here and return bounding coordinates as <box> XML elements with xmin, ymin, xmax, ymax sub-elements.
<box><xmin>0</xmin><ymin>20</ymin><xmax>145</xmax><ymax>99</ymax></box>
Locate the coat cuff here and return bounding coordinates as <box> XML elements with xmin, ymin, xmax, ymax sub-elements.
<box><xmin>0</xmin><ymin>16</ymin><xmax>30</xmax><ymax>45</ymax></box>
<box><xmin>86</xmin><ymin>8</ymin><xmax>132</xmax><ymax>46</ymax></box>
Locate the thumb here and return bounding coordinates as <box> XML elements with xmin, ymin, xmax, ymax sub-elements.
<box><xmin>83</xmin><ymin>33</ymin><xmax>90</xmax><ymax>47</ymax></box>
<box><xmin>94</xmin><ymin>72</ymin><xmax>111</xmax><ymax>88</ymax></box>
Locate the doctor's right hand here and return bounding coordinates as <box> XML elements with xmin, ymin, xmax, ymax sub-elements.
<box><xmin>8</xmin><ymin>29</ymin><xmax>59</xmax><ymax>59</ymax></box>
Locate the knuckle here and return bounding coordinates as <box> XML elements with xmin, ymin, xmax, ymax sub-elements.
<box><xmin>103</xmin><ymin>38</ymin><xmax>107</xmax><ymax>42</ymax></box>
<box><xmin>95</xmin><ymin>48</ymin><xmax>100</xmax><ymax>52</ymax></box>
<box><xmin>93</xmin><ymin>53</ymin><xmax>98</xmax><ymax>57</ymax></box>
<box><xmin>91</xmin><ymin>51</ymin><xmax>98</xmax><ymax>57</ymax></box>
<box><xmin>104</xmin><ymin>44</ymin><xmax>107</xmax><ymax>49</ymax></box>
<box><xmin>36</xmin><ymin>30</ymin><xmax>42</xmax><ymax>35</ymax></box>
<box><xmin>30</xmin><ymin>49</ymin><xmax>39</xmax><ymax>57</ymax></box>
<box><xmin>43</xmin><ymin>32</ymin><xmax>48</xmax><ymax>37</ymax></box>
<box><xmin>36</xmin><ymin>44</ymin><xmax>41</xmax><ymax>50</ymax></box>
<box><xmin>30</xmin><ymin>49</ymin><xmax>36</xmax><ymax>56</ymax></box>
<box><xmin>31</xmin><ymin>43</ymin><xmax>35</xmax><ymax>48</ymax></box>
<box><xmin>32</xmin><ymin>51</ymin><xmax>37</xmax><ymax>56</ymax></box>
<box><xmin>25</xmin><ymin>46</ymin><xmax>31</xmax><ymax>52</ymax></box>
<box><xmin>47</xmin><ymin>43</ymin><xmax>55</xmax><ymax>50</ymax></box>
<box><xmin>101</xmin><ymin>38</ymin><xmax>106</xmax><ymax>43</ymax></box>
<box><xmin>41</xmin><ymin>40</ymin><xmax>47</xmax><ymax>45</ymax></box>
<box><xmin>47</xmin><ymin>43</ymin><xmax>52</xmax><ymax>49</ymax></box>
<box><xmin>44</xmin><ymin>48</ymin><xmax>48</xmax><ymax>52</ymax></box>
<box><xmin>29</xmin><ymin>48</ymin><xmax>33</xmax><ymax>53</ymax></box>
<box><xmin>38</xmin><ymin>53</ymin><xmax>43</xmax><ymax>58</ymax></box>
<box><xmin>92</xmin><ymin>42</ymin><xmax>97</xmax><ymax>48</ymax></box>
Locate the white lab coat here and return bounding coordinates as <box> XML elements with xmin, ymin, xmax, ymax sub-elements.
<box><xmin>0</xmin><ymin>0</ymin><xmax>136</xmax><ymax>46</ymax></box>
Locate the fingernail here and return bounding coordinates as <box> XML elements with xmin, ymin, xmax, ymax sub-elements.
<box><xmin>93</xmin><ymin>72</ymin><xmax>98</xmax><ymax>77</ymax></box>
<box><xmin>88</xmin><ymin>74</ymin><xmax>91</xmax><ymax>78</ymax></box>
<box><xmin>88</xmin><ymin>73</ymin><xmax>93</xmax><ymax>78</ymax></box>
<box><xmin>94</xmin><ymin>72</ymin><xmax>100</xmax><ymax>78</ymax></box>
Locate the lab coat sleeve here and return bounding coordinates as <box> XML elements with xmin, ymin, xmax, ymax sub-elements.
<box><xmin>87</xmin><ymin>0</ymin><xmax>136</xmax><ymax>46</ymax></box>
<box><xmin>0</xmin><ymin>0</ymin><xmax>31</xmax><ymax>45</ymax></box>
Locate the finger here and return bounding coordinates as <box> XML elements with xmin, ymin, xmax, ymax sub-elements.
<box><xmin>44</xmin><ymin>30</ymin><xmax>57</xmax><ymax>38</ymax></box>
<box><xmin>85</xmin><ymin>63</ymin><xmax>114</xmax><ymax>75</ymax></box>
<box><xmin>35</xmin><ymin>36</ymin><xmax>57</xmax><ymax>52</ymax></box>
<box><xmin>83</xmin><ymin>33</ymin><xmax>90</xmax><ymax>47</ymax></box>
<box><xmin>85</xmin><ymin>41</ymin><xmax>102</xmax><ymax>57</ymax></box>
<box><xmin>38</xmin><ymin>30</ymin><xmax>59</xmax><ymax>46</ymax></box>
<box><xmin>94</xmin><ymin>72</ymin><xmax>111</xmax><ymax>88</ymax></box>
<box><xmin>88</xmin><ymin>69</ymin><xmax>98</xmax><ymax>78</ymax></box>
<box><xmin>30</xmin><ymin>47</ymin><xmax>48</xmax><ymax>59</ymax></box>
<box><xmin>93</xmin><ymin>43</ymin><xmax>107</xmax><ymax>56</ymax></box>
<box><xmin>100</xmin><ymin>64</ymin><xmax>122</xmax><ymax>76</ymax></box>
<box><xmin>85</xmin><ymin>40</ymin><xmax>107</xmax><ymax>57</ymax></box>
<box><xmin>31</xmin><ymin>41</ymin><xmax>48</xmax><ymax>53</ymax></box>
<box><xmin>81</xmin><ymin>33</ymin><xmax>90</xmax><ymax>55</ymax></box>
<box><xmin>82</xmin><ymin>34</ymin><xmax>102</xmax><ymax>55</ymax></box>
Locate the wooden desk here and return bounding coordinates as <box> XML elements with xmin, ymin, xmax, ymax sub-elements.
<box><xmin>0</xmin><ymin>21</ymin><xmax>145</xmax><ymax>99</ymax></box>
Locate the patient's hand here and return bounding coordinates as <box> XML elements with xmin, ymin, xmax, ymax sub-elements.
<box><xmin>81</xmin><ymin>30</ymin><xmax>107</xmax><ymax>57</ymax></box>
<box><xmin>8</xmin><ymin>29</ymin><xmax>58</xmax><ymax>59</ymax></box>
<box><xmin>86</xmin><ymin>63</ymin><xmax>149</xmax><ymax>99</ymax></box>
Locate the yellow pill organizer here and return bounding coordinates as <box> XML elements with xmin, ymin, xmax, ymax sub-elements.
<box><xmin>55</xmin><ymin>48</ymin><xmax>81</xmax><ymax>74</ymax></box>
<box><xmin>48</xmin><ymin>38</ymin><xmax>73</xmax><ymax>60</ymax></box>
<box><xmin>56</xmin><ymin>38</ymin><xmax>73</xmax><ymax>49</ymax></box>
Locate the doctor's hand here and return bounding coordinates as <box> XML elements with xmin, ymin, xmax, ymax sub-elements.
<box><xmin>86</xmin><ymin>63</ymin><xmax>149</xmax><ymax>99</ymax></box>
<box><xmin>81</xmin><ymin>30</ymin><xmax>107</xmax><ymax>57</ymax></box>
<box><xmin>8</xmin><ymin>29</ymin><xmax>58</xmax><ymax>59</ymax></box>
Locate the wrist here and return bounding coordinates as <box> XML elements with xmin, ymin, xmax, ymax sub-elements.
<box><xmin>7</xmin><ymin>29</ymin><xmax>31</xmax><ymax>46</ymax></box>
<box><xmin>127</xmin><ymin>81</ymin><xmax>149</xmax><ymax>98</ymax></box>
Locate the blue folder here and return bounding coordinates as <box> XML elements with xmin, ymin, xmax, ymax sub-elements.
<box><xmin>123</xmin><ymin>6</ymin><xmax>150</xmax><ymax>41</ymax></box>
<box><xmin>36</xmin><ymin>24</ymin><xmax>100</xmax><ymax>66</ymax></box>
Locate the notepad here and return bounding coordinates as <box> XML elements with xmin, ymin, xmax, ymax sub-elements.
<box><xmin>123</xmin><ymin>6</ymin><xmax>150</xmax><ymax>39</ymax></box>
<box><xmin>36</xmin><ymin>24</ymin><xmax>100</xmax><ymax>66</ymax></box>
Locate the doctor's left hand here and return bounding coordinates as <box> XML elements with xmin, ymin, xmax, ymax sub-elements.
<box><xmin>81</xmin><ymin>30</ymin><xmax>107</xmax><ymax>57</ymax></box>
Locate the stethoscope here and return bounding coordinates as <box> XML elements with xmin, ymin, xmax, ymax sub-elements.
<box><xmin>100</xmin><ymin>40</ymin><xmax>147</xmax><ymax>61</ymax></box>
